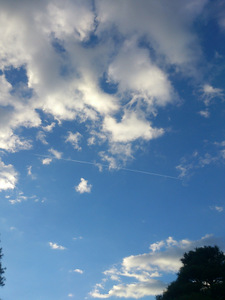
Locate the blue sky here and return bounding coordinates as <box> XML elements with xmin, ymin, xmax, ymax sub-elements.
<box><xmin>0</xmin><ymin>0</ymin><xmax>225</xmax><ymax>299</ymax></box>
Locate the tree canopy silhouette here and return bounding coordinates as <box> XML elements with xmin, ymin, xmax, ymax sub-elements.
<box><xmin>156</xmin><ymin>246</ymin><xmax>225</xmax><ymax>300</ymax></box>
<box><xmin>0</xmin><ymin>243</ymin><xmax>5</xmax><ymax>287</ymax></box>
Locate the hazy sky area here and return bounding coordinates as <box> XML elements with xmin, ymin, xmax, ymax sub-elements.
<box><xmin>0</xmin><ymin>0</ymin><xmax>225</xmax><ymax>299</ymax></box>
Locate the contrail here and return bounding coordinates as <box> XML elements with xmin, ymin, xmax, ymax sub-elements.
<box><xmin>35</xmin><ymin>154</ymin><xmax>180</xmax><ymax>180</ymax></box>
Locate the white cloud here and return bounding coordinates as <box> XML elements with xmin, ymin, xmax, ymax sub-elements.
<box><xmin>199</xmin><ymin>110</ymin><xmax>210</xmax><ymax>118</ymax></box>
<box><xmin>149</xmin><ymin>241</ymin><xmax>165</xmax><ymax>253</ymax></box>
<box><xmin>42</xmin><ymin>122</ymin><xmax>55</xmax><ymax>132</ymax></box>
<box><xmin>42</xmin><ymin>158</ymin><xmax>52</xmax><ymax>165</ymax></box>
<box><xmin>65</xmin><ymin>131</ymin><xmax>82</xmax><ymax>151</ymax></box>
<box><xmin>36</xmin><ymin>131</ymin><xmax>48</xmax><ymax>145</ymax></box>
<box><xmin>27</xmin><ymin>165</ymin><xmax>36</xmax><ymax>179</ymax></box>
<box><xmin>176</xmin><ymin>146</ymin><xmax>225</xmax><ymax>179</ymax></box>
<box><xmin>90</xmin><ymin>235</ymin><xmax>222</xmax><ymax>299</ymax></box>
<box><xmin>91</xmin><ymin>281</ymin><xmax>166</xmax><ymax>299</ymax></box>
<box><xmin>0</xmin><ymin>0</ymin><xmax>211</xmax><ymax>163</ymax></box>
<box><xmin>43</xmin><ymin>1</ymin><xmax>95</xmax><ymax>42</ymax></box>
<box><xmin>68</xmin><ymin>294</ymin><xmax>74</xmax><ymax>298</ymax></box>
<box><xmin>9</xmin><ymin>192</ymin><xmax>27</xmax><ymax>205</ymax></box>
<box><xmin>107</xmin><ymin>39</ymin><xmax>174</xmax><ymax>107</ymax></box>
<box><xmin>48</xmin><ymin>148</ymin><xmax>62</xmax><ymax>159</ymax></box>
<box><xmin>96</xmin><ymin>0</ymin><xmax>206</xmax><ymax>66</ymax></box>
<box><xmin>73</xmin><ymin>236</ymin><xmax>83</xmax><ymax>240</ymax></box>
<box><xmin>202</xmin><ymin>84</ymin><xmax>224</xmax><ymax>105</ymax></box>
<box><xmin>27</xmin><ymin>166</ymin><xmax>32</xmax><ymax>176</ymax></box>
<box><xmin>210</xmin><ymin>206</ymin><xmax>224</xmax><ymax>213</ymax></box>
<box><xmin>49</xmin><ymin>242</ymin><xmax>66</xmax><ymax>250</ymax></box>
<box><xmin>0</xmin><ymin>159</ymin><xmax>18</xmax><ymax>191</ymax></box>
<box><xmin>75</xmin><ymin>178</ymin><xmax>92</xmax><ymax>194</ymax></box>
<box><xmin>72</xmin><ymin>268</ymin><xmax>84</xmax><ymax>274</ymax></box>
<box><xmin>0</xmin><ymin>130</ymin><xmax>32</xmax><ymax>153</ymax></box>
<box><xmin>103</xmin><ymin>112</ymin><xmax>164</xmax><ymax>143</ymax></box>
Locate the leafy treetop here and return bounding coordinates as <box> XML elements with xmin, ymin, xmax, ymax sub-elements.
<box><xmin>156</xmin><ymin>246</ymin><xmax>225</xmax><ymax>300</ymax></box>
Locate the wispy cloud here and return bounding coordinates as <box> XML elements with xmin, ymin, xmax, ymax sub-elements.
<box><xmin>73</xmin><ymin>236</ymin><xmax>83</xmax><ymax>241</ymax></box>
<box><xmin>210</xmin><ymin>205</ymin><xmax>224</xmax><ymax>213</ymax></box>
<box><xmin>65</xmin><ymin>131</ymin><xmax>82</xmax><ymax>151</ymax></box>
<box><xmin>75</xmin><ymin>178</ymin><xmax>92</xmax><ymax>194</ymax></box>
<box><xmin>48</xmin><ymin>148</ymin><xmax>62</xmax><ymax>159</ymax></box>
<box><xmin>201</xmin><ymin>84</ymin><xmax>224</xmax><ymax>106</ymax></box>
<box><xmin>176</xmin><ymin>145</ymin><xmax>225</xmax><ymax>179</ymax></box>
<box><xmin>27</xmin><ymin>165</ymin><xmax>36</xmax><ymax>180</ymax></box>
<box><xmin>9</xmin><ymin>194</ymin><xmax>27</xmax><ymax>205</ymax></box>
<box><xmin>36</xmin><ymin>131</ymin><xmax>48</xmax><ymax>145</ymax></box>
<box><xmin>0</xmin><ymin>159</ymin><xmax>18</xmax><ymax>191</ymax></box>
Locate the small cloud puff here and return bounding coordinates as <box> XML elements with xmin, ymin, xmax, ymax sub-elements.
<box><xmin>75</xmin><ymin>178</ymin><xmax>92</xmax><ymax>194</ymax></box>
<box><xmin>72</xmin><ymin>268</ymin><xmax>84</xmax><ymax>274</ymax></box>
<box><xmin>49</xmin><ymin>242</ymin><xmax>66</xmax><ymax>250</ymax></box>
<box><xmin>68</xmin><ymin>293</ymin><xmax>74</xmax><ymax>298</ymax></box>
<box><xmin>210</xmin><ymin>205</ymin><xmax>223</xmax><ymax>213</ymax></box>
<box><xmin>42</xmin><ymin>158</ymin><xmax>52</xmax><ymax>165</ymax></box>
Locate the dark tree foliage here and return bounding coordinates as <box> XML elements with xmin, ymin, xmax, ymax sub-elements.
<box><xmin>156</xmin><ymin>246</ymin><xmax>225</xmax><ymax>300</ymax></box>
<box><xmin>0</xmin><ymin>244</ymin><xmax>5</xmax><ymax>287</ymax></box>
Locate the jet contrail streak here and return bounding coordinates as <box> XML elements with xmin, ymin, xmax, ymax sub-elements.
<box><xmin>35</xmin><ymin>154</ymin><xmax>180</xmax><ymax>180</ymax></box>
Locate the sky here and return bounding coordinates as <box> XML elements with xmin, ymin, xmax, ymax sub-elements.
<box><xmin>0</xmin><ymin>0</ymin><xmax>225</xmax><ymax>299</ymax></box>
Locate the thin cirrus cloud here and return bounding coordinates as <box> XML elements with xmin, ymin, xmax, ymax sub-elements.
<box><xmin>91</xmin><ymin>234</ymin><xmax>223</xmax><ymax>299</ymax></box>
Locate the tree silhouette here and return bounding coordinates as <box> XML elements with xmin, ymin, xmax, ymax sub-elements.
<box><xmin>0</xmin><ymin>243</ymin><xmax>5</xmax><ymax>287</ymax></box>
<box><xmin>156</xmin><ymin>246</ymin><xmax>225</xmax><ymax>300</ymax></box>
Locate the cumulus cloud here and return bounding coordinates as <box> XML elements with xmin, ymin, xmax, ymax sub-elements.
<box><xmin>0</xmin><ymin>0</ymin><xmax>195</xmax><ymax>162</ymax></box>
<box><xmin>90</xmin><ymin>235</ymin><xmax>223</xmax><ymax>299</ymax></box>
<box><xmin>49</xmin><ymin>242</ymin><xmax>66</xmax><ymax>250</ymax></box>
<box><xmin>96</xmin><ymin>0</ymin><xmax>206</xmax><ymax>66</ymax></box>
<box><xmin>42</xmin><ymin>122</ymin><xmax>55</xmax><ymax>132</ymax></box>
<box><xmin>42</xmin><ymin>158</ymin><xmax>52</xmax><ymax>165</ymax></box>
<box><xmin>107</xmin><ymin>39</ymin><xmax>174</xmax><ymax>107</ymax></box>
<box><xmin>75</xmin><ymin>178</ymin><xmax>92</xmax><ymax>194</ymax></box>
<box><xmin>0</xmin><ymin>0</ymin><xmax>212</xmax><ymax>164</ymax></box>
<box><xmin>65</xmin><ymin>131</ymin><xmax>82</xmax><ymax>151</ymax></box>
<box><xmin>103</xmin><ymin>112</ymin><xmax>164</xmax><ymax>143</ymax></box>
<box><xmin>0</xmin><ymin>159</ymin><xmax>18</xmax><ymax>191</ymax></box>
